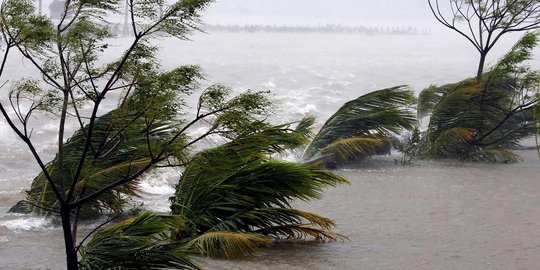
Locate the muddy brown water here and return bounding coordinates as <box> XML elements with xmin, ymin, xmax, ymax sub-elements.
<box><xmin>1</xmin><ymin>32</ymin><xmax>540</xmax><ymax>269</ymax></box>
<box><xmin>1</xmin><ymin>150</ymin><xmax>539</xmax><ymax>269</ymax></box>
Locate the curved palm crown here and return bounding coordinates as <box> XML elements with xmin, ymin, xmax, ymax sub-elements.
<box><xmin>169</xmin><ymin>119</ymin><xmax>348</xmax><ymax>257</ymax></box>
<box><xmin>419</xmin><ymin>32</ymin><xmax>540</xmax><ymax>162</ymax></box>
<box><xmin>302</xmin><ymin>86</ymin><xmax>417</xmax><ymax>165</ymax></box>
<box><xmin>80</xmin><ymin>119</ymin><xmax>348</xmax><ymax>267</ymax></box>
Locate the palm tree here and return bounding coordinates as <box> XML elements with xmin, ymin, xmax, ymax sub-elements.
<box><xmin>418</xmin><ymin>32</ymin><xmax>540</xmax><ymax>162</ymax></box>
<box><xmin>11</xmin><ymin>72</ymin><xmax>348</xmax><ymax>264</ymax></box>
<box><xmin>168</xmin><ymin>119</ymin><xmax>349</xmax><ymax>258</ymax></box>
<box><xmin>302</xmin><ymin>86</ymin><xmax>417</xmax><ymax>166</ymax></box>
<box><xmin>78</xmin><ymin>119</ymin><xmax>348</xmax><ymax>266</ymax></box>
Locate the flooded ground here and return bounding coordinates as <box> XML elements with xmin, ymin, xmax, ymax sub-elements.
<box><xmin>203</xmin><ymin>150</ymin><xmax>540</xmax><ymax>270</ymax></box>
<box><xmin>0</xmin><ymin>32</ymin><xmax>539</xmax><ymax>269</ymax></box>
<box><xmin>1</xmin><ymin>150</ymin><xmax>539</xmax><ymax>269</ymax></box>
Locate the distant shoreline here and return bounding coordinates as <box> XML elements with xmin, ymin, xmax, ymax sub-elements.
<box><xmin>201</xmin><ymin>24</ymin><xmax>432</xmax><ymax>36</ymax></box>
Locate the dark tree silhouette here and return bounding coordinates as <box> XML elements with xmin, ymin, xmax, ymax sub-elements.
<box><xmin>428</xmin><ymin>0</ymin><xmax>540</xmax><ymax>79</ymax></box>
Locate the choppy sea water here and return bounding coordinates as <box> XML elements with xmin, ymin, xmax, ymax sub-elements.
<box><xmin>1</xmin><ymin>32</ymin><xmax>539</xmax><ymax>269</ymax></box>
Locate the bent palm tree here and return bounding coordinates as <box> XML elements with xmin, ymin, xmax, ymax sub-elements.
<box><xmin>419</xmin><ymin>32</ymin><xmax>540</xmax><ymax>162</ymax></box>
<box><xmin>81</xmin><ymin>119</ymin><xmax>348</xmax><ymax>265</ymax></box>
<box><xmin>302</xmin><ymin>86</ymin><xmax>417</xmax><ymax>165</ymax></box>
<box><xmin>169</xmin><ymin>120</ymin><xmax>349</xmax><ymax>258</ymax></box>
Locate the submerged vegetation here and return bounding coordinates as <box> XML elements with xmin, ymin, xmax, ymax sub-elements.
<box><xmin>1</xmin><ymin>0</ymin><xmax>348</xmax><ymax>268</ymax></box>
<box><xmin>1</xmin><ymin>0</ymin><xmax>540</xmax><ymax>269</ymax></box>
<box><xmin>302</xmin><ymin>86</ymin><xmax>417</xmax><ymax>166</ymax></box>
<box><xmin>8</xmin><ymin>64</ymin><xmax>348</xmax><ymax>267</ymax></box>
<box><xmin>304</xmin><ymin>32</ymin><xmax>540</xmax><ymax>166</ymax></box>
<box><xmin>77</xmin><ymin>115</ymin><xmax>349</xmax><ymax>268</ymax></box>
<box><xmin>417</xmin><ymin>32</ymin><xmax>540</xmax><ymax>162</ymax></box>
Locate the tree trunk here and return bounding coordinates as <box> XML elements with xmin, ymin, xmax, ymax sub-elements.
<box><xmin>61</xmin><ymin>205</ymin><xmax>79</xmax><ymax>270</ymax></box>
<box><xmin>476</xmin><ymin>52</ymin><xmax>487</xmax><ymax>80</ymax></box>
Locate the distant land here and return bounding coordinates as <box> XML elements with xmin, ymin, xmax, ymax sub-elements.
<box><xmin>203</xmin><ymin>0</ymin><xmax>436</xmax><ymax>27</ymax></box>
<box><xmin>201</xmin><ymin>24</ymin><xmax>432</xmax><ymax>36</ymax></box>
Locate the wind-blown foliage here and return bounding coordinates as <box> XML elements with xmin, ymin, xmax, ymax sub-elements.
<box><xmin>10</xmin><ymin>80</ymin><xmax>277</xmax><ymax>219</ymax></box>
<box><xmin>189</xmin><ymin>231</ymin><xmax>271</xmax><ymax>260</ymax></box>
<box><xmin>0</xmin><ymin>0</ymin><xmax>220</xmax><ymax>267</ymax></box>
<box><xmin>81</xmin><ymin>119</ymin><xmax>347</xmax><ymax>264</ymax></box>
<box><xmin>418</xmin><ymin>32</ymin><xmax>540</xmax><ymax>162</ymax></box>
<box><xmin>302</xmin><ymin>86</ymin><xmax>417</xmax><ymax>165</ymax></box>
<box><xmin>0</xmin><ymin>0</ymin><xmax>353</xmax><ymax>268</ymax></box>
<box><xmin>9</xmin><ymin>66</ymin><xmax>202</xmax><ymax>218</ymax></box>
<box><xmin>169</xmin><ymin>119</ymin><xmax>349</xmax><ymax>258</ymax></box>
<box><xmin>79</xmin><ymin>211</ymin><xmax>200</xmax><ymax>270</ymax></box>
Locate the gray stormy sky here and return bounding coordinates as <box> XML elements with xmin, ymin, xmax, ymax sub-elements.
<box><xmin>203</xmin><ymin>0</ymin><xmax>436</xmax><ymax>26</ymax></box>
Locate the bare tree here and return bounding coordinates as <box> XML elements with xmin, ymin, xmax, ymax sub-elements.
<box><xmin>428</xmin><ymin>0</ymin><xmax>540</xmax><ymax>79</ymax></box>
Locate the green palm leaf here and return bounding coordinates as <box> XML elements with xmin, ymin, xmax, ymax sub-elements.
<box><xmin>170</xmin><ymin>124</ymin><xmax>348</xmax><ymax>256</ymax></box>
<box><xmin>254</xmin><ymin>224</ymin><xmax>347</xmax><ymax>242</ymax></box>
<box><xmin>466</xmin><ymin>147</ymin><xmax>522</xmax><ymax>163</ymax></box>
<box><xmin>303</xmin><ymin>86</ymin><xmax>416</xmax><ymax>162</ymax></box>
<box><xmin>79</xmin><ymin>211</ymin><xmax>200</xmax><ymax>270</ymax></box>
<box><xmin>419</xmin><ymin>32</ymin><xmax>540</xmax><ymax>162</ymax></box>
<box><xmin>189</xmin><ymin>231</ymin><xmax>271</xmax><ymax>259</ymax></box>
<box><xmin>318</xmin><ymin>137</ymin><xmax>390</xmax><ymax>164</ymax></box>
<box><xmin>417</xmin><ymin>84</ymin><xmax>453</xmax><ymax>119</ymax></box>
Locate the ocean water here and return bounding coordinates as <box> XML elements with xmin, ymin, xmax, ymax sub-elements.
<box><xmin>0</xmin><ymin>32</ymin><xmax>539</xmax><ymax>269</ymax></box>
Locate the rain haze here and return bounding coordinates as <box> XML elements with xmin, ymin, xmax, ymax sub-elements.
<box><xmin>203</xmin><ymin>0</ymin><xmax>435</xmax><ymax>26</ymax></box>
<box><xmin>1</xmin><ymin>1</ymin><xmax>540</xmax><ymax>269</ymax></box>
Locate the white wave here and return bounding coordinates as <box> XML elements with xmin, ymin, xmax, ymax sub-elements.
<box><xmin>138</xmin><ymin>170</ymin><xmax>178</xmax><ymax>196</ymax></box>
<box><xmin>0</xmin><ymin>216</ymin><xmax>52</xmax><ymax>232</ymax></box>
<box><xmin>138</xmin><ymin>180</ymin><xmax>176</xmax><ymax>195</ymax></box>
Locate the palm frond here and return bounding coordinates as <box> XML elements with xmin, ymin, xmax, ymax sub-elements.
<box><xmin>417</xmin><ymin>84</ymin><xmax>450</xmax><ymax>118</ymax></box>
<box><xmin>303</xmin><ymin>86</ymin><xmax>417</xmax><ymax>161</ymax></box>
<box><xmin>425</xmin><ymin>127</ymin><xmax>476</xmax><ymax>158</ymax></box>
<box><xmin>466</xmin><ymin>147</ymin><xmax>522</xmax><ymax>163</ymax></box>
<box><xmin>255</xmin><ymin>224</ymin><xmax>347</xmax><ymax>242</ymax></box>
<box><xmin>251</xmin><ymin>208</ymin><xmax>347</xmax><ymax>242</ymax></box>
<box><xmin>170</xmin><ymin>125</ymin><xmax>348</xmax><ymax>250</ymax></box>
<box><xmin>319</xmin><ymin>137</ymin><xmax>390</xmax><ymax>164</ymax></box>
<box><xmin>419</xmin><ymin>32</ymin><xmax>540</xmax><ymax>162</ymax></box>
<box><xmin>11</xmin><ymin>110</ymin><xmax>165</xmax><ymax>218</ymax></box>
<box><xmin>294</xmin><ymin>115</ymin><xmax>317</xmax><ymax>140</ymax></box>
<box><xmin>172</xmin><ymin>158</ymin><xmax>348</xmax><ymax>235</ymax></box>
<box><xmin>189</xmin><ymin>231</ymin><xmax>271</xmax><ymax>259</ymax></box>
<box><xmin>79</xmin><ymin>211</ymin><xmax>200</xmax><ymax>270</ymax></box>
